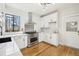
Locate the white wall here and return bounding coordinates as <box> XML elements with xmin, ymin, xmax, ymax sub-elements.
<box><xmin>5</xmin><ymin>5</ymin><xmax>27</xmax><ymax>31</ymax></box>
<box><xmin>39</xmin><ymin>4</ymin><xmax>79</xmax><ymax>48</ymax></box>
<box><xmin>1</xmin><ymin>4</ymin><xmax>28</xmax><ymax>35</ymax></box>
<box><xmin>0</xmin><ymin>3</ymin><xmax>40</xmax><ymax>35</ymax></box>
<box><xmin>58</xmin><ymin>5</ymin><xmax>79</xmax><ymax>48</ymax></box>
<box><xmin>1</xmin><ymin>3</ymin><xmax>79</xmax><ymax>48</ymax></box>
<box><xmin>4</xmin><ymin>4</ymin><xmax>41</xmax><ymax>35</ymax></box>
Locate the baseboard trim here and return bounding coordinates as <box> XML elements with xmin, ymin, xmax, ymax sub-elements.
<box><xmin>42</xmin><ymin>41</ymin><xmax>79</xmax><ymax>50</ymax></box>
<box><xmin>59</xmin><ymin>44</ymin><xmax>79</xmax><ymax>50</ymax></box>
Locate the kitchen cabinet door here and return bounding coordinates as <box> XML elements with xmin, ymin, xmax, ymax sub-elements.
<box><xmin>49</xmin><ymin>33</ymin><xmax>58</xmax><ymax>46</ymax></box>
<box><xmin>14</xmin><ymin>36</ymin><xmax>25</xmax><ymax>49</ymax></box>
<box><xmin>39</xmin><ymin>32</ymin><xmax>58</xmax><ymax>46</ymax></box>
<box><xmin>6</xmin><ymin>37</ymin><xmax>22</xmax><ymax>56</ymax></box>
<box><xmin>14</xmin><ymin>35</ymin><xmax>28</xmax><ymax>49</ymax></box>
<box><xmin>39</xmin><ymin>32</ymin><xmax>45</xmax><ymax>42</ymax></box>
<box><xmin>0</xmin><ymin>43</ymin><xmax>6</xmax><ymax>56</ymax></box>
<box><xmin>6</xmin><ymin>42</ymin><xmax>14</xmax><ymax>55</ymax></box>
<box><xmin>42</xmin><ymin>32</ymin><xmax>58</xmax><ymax>46</ymax></box>
<box><xmin>43</xmin><ymin>32</ymin><xmax>50</xmax><ymax>43</ymax></box>
<box><xmin>24</xmin><ymin>35</ymin><xmax>27</xmax><ymax>47</ymax></box>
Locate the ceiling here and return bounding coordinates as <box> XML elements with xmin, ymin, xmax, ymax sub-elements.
<box><xmin>6</xmin><ymin>3</ymin><xmax>79</xmax><ymax>16</ymax></box>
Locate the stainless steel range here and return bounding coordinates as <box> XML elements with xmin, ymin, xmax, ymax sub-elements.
<box><xmin>24</xmin><ymin>12</ymin><xmax>38</xmax><ymax>47</ymax></box>
<box><xmin>25</xmin><ymin>31</ymin><xmax>38</xmax><ymax>47</ymax></box>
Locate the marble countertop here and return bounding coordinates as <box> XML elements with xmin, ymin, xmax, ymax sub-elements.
<box><xmin>0</xmin><ymin>33</ymin><xmax>27</xmax><ymax>38</ymax></box>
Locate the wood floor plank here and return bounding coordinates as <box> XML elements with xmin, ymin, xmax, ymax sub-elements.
<box><xmin>21</xmin><ymin>41</ymin><xmax>79</xmax><ymax>56</ymax></box>
<box><xmin>21</xmin><ymin>42</ymin><xmax>50</xmax><ymax>56</ymax></box>
<box><xmin>37</xmin><ymin>46</ymin><xmax>58</xmax><ymax>56</ymax></box>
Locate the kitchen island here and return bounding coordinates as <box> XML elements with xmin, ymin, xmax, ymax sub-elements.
<box><xmin>0</xmin><ymin>33</ymin><xmax>27</xmax><ymax>56</ymax></box>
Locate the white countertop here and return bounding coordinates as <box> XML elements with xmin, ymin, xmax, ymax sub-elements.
<box><xmin>0</xmin><ymin>33</ymin><xmax>27</xmax><ymax>38</ymax></box>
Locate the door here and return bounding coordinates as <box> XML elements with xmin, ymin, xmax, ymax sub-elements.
<box><xmin>63</xmin><ymin>15</ymin><xmax>79</xmax><ymax>49</ymax></box>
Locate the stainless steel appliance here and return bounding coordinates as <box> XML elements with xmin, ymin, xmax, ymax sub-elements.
<box><xmin>24</xmin><ymin>12</ymin><xmax>38</xmax><ymax>47</ymax></box>
<box><xmin>25</xmin><ymin>31</ymin><xmax>38</xmax><ymax>47</ymax></box>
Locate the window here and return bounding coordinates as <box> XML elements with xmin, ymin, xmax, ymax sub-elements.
<box><xmin>5</xmin><ymin>14</ymin><xmax>20</xmax><ymax>32</ymax></box>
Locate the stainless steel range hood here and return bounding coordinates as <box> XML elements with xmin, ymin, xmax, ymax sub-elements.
<box><xmin>28</xmin><ymin>12</ymin><xmax>35</xmax><ymax>24</ymax></box>
<box><xmin>24</xmin><ymin>12</ymin><xmax>35</xmax><ymax>32</ymax></box>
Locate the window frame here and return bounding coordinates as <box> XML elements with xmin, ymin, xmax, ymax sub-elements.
<box><xmin>5</xmin><ymin>13</ymin><xmax>20</xmax><ymax>32</ymax></box>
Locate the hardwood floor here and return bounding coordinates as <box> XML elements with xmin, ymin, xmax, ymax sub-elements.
<box><xmin>21</xmin><ymin>41</ymin><xmax>79</xmax><ymax>56</ymax></box>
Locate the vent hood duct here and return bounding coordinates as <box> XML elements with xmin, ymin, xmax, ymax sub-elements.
<box><xmin>24</xmin><ymin>12</ymin><xmax>35</xmax><ymax>32</ymax></box>
<box><xmin>28</xmin><ymin>12</ymin><xmax>35</xmax><ymax>24</ymax></box>
<box><xmin>28</xmin><ymin>12</ymin><xmax>32</xmax><ymax>23</ymax></box>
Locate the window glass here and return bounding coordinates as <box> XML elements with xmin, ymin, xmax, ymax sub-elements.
<box><xmin>5</xmin><ymin>14</ymin><xmax>20</xmax><ymax>32</ymax></box>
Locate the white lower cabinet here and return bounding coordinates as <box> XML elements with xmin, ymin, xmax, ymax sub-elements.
<box><xmin>6</xmin><ymin>42</ymin><xmax>14</xmax><ymax>55</ymax></box>
<box><xmin>24</xmin><ymin>36</ymin><xmax>27</xmax><ymax>47</ymax></box>
<box><xmin>14</xmin><ymin>35</ymin><xmax>27</xmax><ymax>49</ymax></box>
<box><xmin>5</xmin><ymin>37</ymin><xmax>22</xmax><ymax>56</ymax></box>
<box><xmin>0</xmin><ymin>43</ymin><xmax>6</xmax><ymax>56</ymax></box>
<box><xmin>39</xmin><ymin>32</ymin><xmax>45</xmax><ymax>42</ymax></box>
<box><xmin>43</xmin><ymin>32</ymin><xmax>50</xmax><ymax>43</ymax></box>
<box><xmin>0</xmin><ymin>35</ymin><xmax>25</xmax><ymax>56</ymax></box>
<box><xmin>49</xmin><ymin>34</ymin><xmax>58</xmax><ymax>46</ymax></box>
<box><xmin>39</xmin><ymin>32</ymin><xmax>58</xmax><ymax>46</ymax></box>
